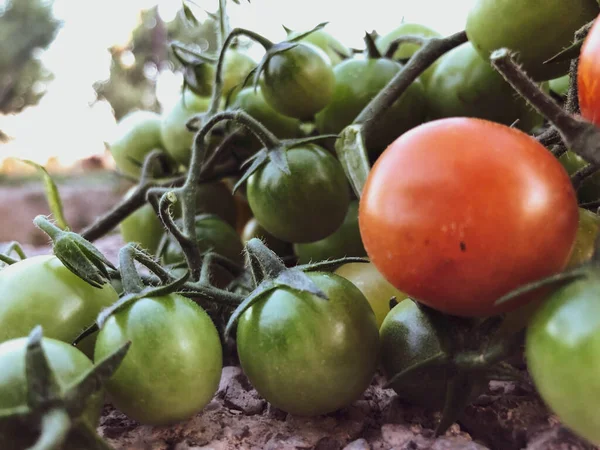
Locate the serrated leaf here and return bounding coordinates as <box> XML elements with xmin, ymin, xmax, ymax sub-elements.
<box><xmin>334</xmin><ymin>125</ymin><xmax>371</xmax><ymax>198</ymax></box>
<box><xmin>274</xmin><ymin>269</ymin><xmax>327</xmax><ymax>299</ymax></box>
<box><xmin>20</xmin><ymin>160</ymin><xmax>68</xmax><ymax>231</ymax></box>
<box><xmin>26</xmin><ymin>327</ymin><xmax>61</xmax><ymax>409</ymax></box>
<box><xmin>268</xmin><ymin>148</ymin><xmax>290</xmax><ymax>174</ymax></box>
<box><xmin>224</xmin><ymin>281</ymin><xmax>276</xmax><ymax>339</ymax></box>
<box><xmin>182</xmin><ymin>3</ymin><xmax>199</xmax><ymax>26</ymax></box>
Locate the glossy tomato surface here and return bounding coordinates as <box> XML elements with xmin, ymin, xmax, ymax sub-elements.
<box><xmin>578</xmin><ymin>14</ymin><xmax>600</xmax><ymax>126</ymax></box>
<box><xmin>119</xmin><ymin>188</ymin><xmax>164</xmax><ymax>255</ymax></box>
<box><xmin>359</xmin><ymin>118</ymin><xmax>579</xmax><ymax>317</ymax></box>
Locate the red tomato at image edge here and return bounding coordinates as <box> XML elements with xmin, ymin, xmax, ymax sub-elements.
<box><xmin>579</xmin><ymin>13</ymin><xmax>600</xmax><ymax>127</ymax></box>
<box><xmin>358</xmin><ymin>117</ymin><xmax>579</xmax><ymax>317</ymax></box>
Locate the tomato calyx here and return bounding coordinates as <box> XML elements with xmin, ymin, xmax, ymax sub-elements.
<box><xmin>363</xmin><ymin>32</ymin><xmax>382</xmax><ymax>59</ymax></box>
<box><xmin>171</xmin><ymin>42</ymin><xmax>217</xmax><ymax>98</ymax></box>
<box><xmin>33</xmin><ymin>215</ymin><xmax>115</xmax><ymax>289</ymax></box>
<box><xmin>0</xmin><ymin>326</ymin><xmax>130</xmax><ymax>449</ymax></box>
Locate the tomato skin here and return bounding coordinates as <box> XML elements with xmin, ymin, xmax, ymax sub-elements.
<box><xmin>222</xmin><ymin>50</ymin><xmax>256</xmax><ymax>98</ymax></box>
<box><xmin>360</xmin><ymin>118</ymin><xmax>579</xmax><ymax>317</ymax></box>
<box><xmin>0</xmin><ymin>255</ymin><xmax>118</xmax><ymax>356</ymax></box>
<box><xmin>119</xmin><ymin>187</ymin><xmax>165</xmax><ymax>255</ymax></box>
<box><xmin>376</xmin><ymin>23</ymin><xmax>442</xmax><ymax>85</ymax></box>
<box><xmin>109</xmin><ymin>110</ymin><xmax>167</xmax><ymax>179</ymax></box>
<box><xmin>242</xmin><ymin>218</ymin><xmax>293</xmax><ymax>258</ymax></box>
<box><xmin>286</xmin><ymin>28</ymin><xmax>351</xmax><ymax>67</ymax></box>
<box><xmin>294</xmin><ymin>201</ymin><xmax>365</xmax><ymax>264</ymax></box>
<box><xmin>162</xmin><ymin>215</ymin><xmax>244</xmax><ymax>266</ymax></box>
<box><xmin>236</xmin><ymin>272</ymin><xmax>379</xmax><ymax>416</ymax></box>
<box><xmin>247</xmin><ymin>144</ymin><xmax>350</xmax><ymax>243</ymax></box>
<box><xmin>94</xmin><ymin>294</ymin><xmax>223</xmax><ymax>425</ymax></box>
<box><xmin>0</xmin><ymin>337</ymin><xmax>103</xmax><ymax>450</ymax></box>
<box><xmin>426</xmin><ymin>43</ymin><xmax>544</xmax><ymax>132</ymax></box>
<box><xmin>315</xmin><ymin>58</ymin><xmax>427</xmax><ymax>155</ymax></box>
<box><xmin>230</xmin><ymin>87</ymin><xmax>302</xmax><ymax>139</ymax></box>
<box><xmin>466</xmin><ymin>0</ymin><xmax>599</xmax><ymax>81</ymax></box>
<box><xmin>578</xmin><ymin>15</ymin><xmax>600</xmax><ymax>127</ymax></box>
<box><xmin>335</xmin><ymin>262</ymin><xmax>406</xmax><ymax>329</ymax></box>
<box><xmin>160</xmin><ymin>90</ymin><xmax>211</xmax><ymax>166</ymax></box>
<box><xmin>526</xmin><ymin>272</ymin><xmax>600</xmax><ymax>445</ymax></box>
<box><xmin>260</xmin><ymin>43</ymin><xmax>335</xmax><ymax>120</ymax></box>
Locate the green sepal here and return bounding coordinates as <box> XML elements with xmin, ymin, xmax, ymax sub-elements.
<box><xmin>25</xmin><ymin>326</ymin><xmax>62</xmax><ymax>410</ymax></box>
<box><xmin>334</xmin><ymin>125</ymin><xmax>371</xmax><ymax>198</ymax></box>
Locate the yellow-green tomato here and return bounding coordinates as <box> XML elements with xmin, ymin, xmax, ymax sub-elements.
<box><xmin>567</xmin><ymin>208</ymin><xmax>600</xmax><ymax>268</ymax></box>
<box><xmin>160</xmin><ymin>90</ymin><xmax>211</xmax><ymax>166</ymax></box>
<box><xmin>0</xmin><ymin>255</ymin><xmax>118</xmax><ymax>357</ymax></box>
<box><xmin>94</xmin><ymin>294</ymin><xmax>223</xmax><ymax>425</ymax></box>
<box><xmin>109</xmin><ymin>110</ymin><xmax>167</xmax><ymax>179</ymax></box>
<box><xmin>287</xmin><ymin>28</ymin><xmax>352</xmax><ymax>66</ymax></box>
<box><xmin>335</xmin><ymin>262</ymin><xmax>407</xmax><ymax>329</ymax></box>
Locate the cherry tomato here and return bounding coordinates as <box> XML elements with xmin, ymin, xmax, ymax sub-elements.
<box><xmin>172</xmin><ymin>181</ymin><xmax>238</xmax><ymax>228</ymax></box>
<box><xmin>260</xmin><ymin>43</ymin><xmax>335</xmax><ymax>120</ymax></box>
<box><xmin>360</xmin><ymin>118</ymin><xmax>579</xmax><ymax>317</ymax></box>
<box><xmin>94</xmin><ymin>294</ymin><xmax>222</xmax><ymax>425</ymax></box>
<box><xmin>426</xmin><ymin>43</ymin><xmax>544</xmax><ymax>132</ymax></box>
<box><xmin>335</xmin><ymin>262</ymin><xmax>406</xmax><ymax>328</ymax></box>
<box><xmin>247</xmin><ymin>144</ymin><xmax>350</xmax><ymax>243</ymax></box>
<box><xmin>0</xmin><ymin>255</ymin><xmax>118</xmax><ymax>356</ymax></box>
<box><xmin>236</xmin><ymin>272</ymin><xmax>379</xmax><ymax>416</ymax></box>
<box><xmin>222</xmin><ymin>50</ymin><xmax>256</xmax><ymax>98</ymax></box>
<box><xmin>286</xmin><ymin>28</ymin><xmax>352</xmax><ymax>67</ymax></box>
<box><xmin>109</xmin><ymin>110</ymin><xmax>169</xmax><ymax>179</ymax></box>
<box><xmin>119</xmin><ymin>188</ymin><xmax>165</xmax><ymax>255</ymax></box>
<box><xmin>242</xmin><ymin>218</ymin><xmax>293</xmax><ymax>258</ymax></box>
<box><xmin>160</xmin><ymin>90</ymin><xmax>211</xmax><ymax>166</ymax></box>
<box><xmin>466</xmin><ymin>0</ymin><xmax>599</xmax><ymax>81</ymax></box>
<box><xmin>527</xmin><ymin>270</ymin><xmax>600</xmax><ymax>445</ymax></box>
<box><xmin>294</xmin><ymin>201</ymin><xmax>365</xmax><ymax>264</ymax></box>
<box><xmin>0</xmin><ymin>337</ymin><xmax>103</xmax><ymax>450</ymax></box>
<box><xmin>578</xmin><ymin>14</ymin><xmax>600</xmax><ymax>126</ymax></box>
<box><xmin>230</xmin><ymin>87</ymin><xmax>302</xmax><ymax>139</ymax></box>
<box><xmin>376</xmin><ymin>23</ymin><xmax>442</xmax><ymax>86</ymax></box>
<box><xmin>315</xmin><ymin>57</ymin><xmax>427</xmax><ymax>156</ymax></box>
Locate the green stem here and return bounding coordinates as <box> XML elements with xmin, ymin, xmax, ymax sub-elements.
<box><xmin>384</xmin><ymin>35</ymin><xmax>429</xmax><ymax>59</ymax></box>
<box><xmin>33</xmin><ymin>215</ymin><xmax>62</xmax><ymax>241</ymax></box>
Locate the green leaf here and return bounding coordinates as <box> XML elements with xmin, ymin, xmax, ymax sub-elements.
<box><xmin>334</xmin><ymin>125</ymin><xmax>371</xmax><ymax>198</ymax></box>
<box><xmin>20</xmin><ymin>160</ymin><xmax>68</xmax><ymax>231</ymax></box>
<box><xmin>182</xmin><ymin>2</ymin><xmax>200</xmax><ymax>26</ymax></box>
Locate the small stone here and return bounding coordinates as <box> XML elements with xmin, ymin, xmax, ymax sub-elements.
<box><xmin>381</xmin><ymin>424</ymin><xmax>415</xmax><ymax>447</ymax></box>
<box><xmin>343</xmin><ymin>438</ymin><xmax>371</xmax><ymax>450</ymax></box>
<box><xmin>314</xmin><ymin>437</ymin><xmax>342</xmax><ymax>450</ymax></box>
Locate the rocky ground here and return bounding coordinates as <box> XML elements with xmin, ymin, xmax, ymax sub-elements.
<box><xmin>2</xmin><ymin>181</ymin><xmax>597</xmax><ymax>450</ymax></box>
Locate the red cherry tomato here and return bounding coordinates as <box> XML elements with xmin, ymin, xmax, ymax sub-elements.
<box><xmin>578</xmin><ymin>14</ymin><xmax>600</xmax><ymax>126</ymax></box>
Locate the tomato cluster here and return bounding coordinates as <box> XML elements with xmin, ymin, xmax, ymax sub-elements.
<box><xmin>4</xmin><ymin>2</ymin><xmax>600</xmax><ymax>448</ymax></box>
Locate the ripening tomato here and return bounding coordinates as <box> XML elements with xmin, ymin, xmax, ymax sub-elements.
<box><xmin>360</xmin><ymin>118</ymin><xmax>579</xmax><ymax>317</ymax></box>
<box><xmin>578</xmin><ymin>14</ymin><xmax>600</xmax><ymax>126</ymax></box>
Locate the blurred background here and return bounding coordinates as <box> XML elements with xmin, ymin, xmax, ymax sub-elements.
<box><xmin>0</xmin><ymin>0</ymin><xmax>473</xmax><ymax>243</ymax></box>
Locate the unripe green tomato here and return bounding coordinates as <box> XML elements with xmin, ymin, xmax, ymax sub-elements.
<box><xmin>109</xmin><ymin>110</ymin><xmax>167</xmax><ymax>179</ymax></box>
<box><xmin>315</xmin><ymin>57</ymin><xmax>427</xmax><ymax>156</ymax></box>
<box><xmin>286</xmin><ymin>28</ymin><xmax>352</xmax><ymax>66</ymax></box>
<box><xmin>549</xmin><ymin>75</ymin><xmax>570</xmax><ymax>97</ymax></box>
<box><xmin>260</xmin><ymin>43</ymin><xmax>335</xmax><ymax>120</ymax></box>
<box><xmin>294</xmin><ymin>201</ymin><xmax>365</xmax><ymax>264</ymax></box>
<box><xmin>160</xmin><ymin>90</ymin><xmax>211</xmax><ymax>166</ymax></box>
<box><xmin>94</xmin><ymin>294</ymin><xmax>222</xmax><ymax>425</ymax></box>
<box><xmin>376</xmin><ymin>23</ymin><xmax>442</xmax><ymax>85</ymax></box>
<box><xmin>119</xmin><ymin>188</ymin><xmax>164</xmax><ymax>256</ymax></box>
<box><xmin>222</xmin><ymin>50</ymin><xmax>257</xmax><ymax>97</ymax></box>
<box><xmin>242</xmin><ymin>218</ymin><xmax>292</xmax><ymax>258</ymax></box>
<box><xmin>466</xmin><ymin>0</ymin><xmax>600</xmax><ymax>81</ymax></box>
<box><xmin>426</xmin><ymin>43</ymin><xmax>544</xmax><ymax>132</ymax></box>
<box><xmin>171</xmin><ymin>181</ymin><xmax>238</xmax><ymax>228</ymax></box>
<box><xmin>335</xmin><ymin>262</ymin><xmax>406</xmax><ymax>328</ymax></box>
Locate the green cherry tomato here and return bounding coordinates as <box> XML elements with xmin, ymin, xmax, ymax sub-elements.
<box><xmin>0</xmin><ymin>255</ymin><xmax>118</xmax><ymax>357</ymax></box>
<box><xmin>231</xmin><ymin>87</ymin><xmax>302</xmax><ymax>139</ymax></box>
<box><xmin>162</xmin><ymin>215</ymin><xmax>244</xmax><ymax>266</ymax></box>
<box><xmin>315</xmin><ymin>57</ymin><xmax>427</xmax><ymax>155</ymax></box>
<box><xmin>94</xmin><ymin>294</ymin><xmax>222</xmax><ymax>425</ymax></box>
<box><xmin>0</xmin><ymin>337</ymin><xmax>103</xmax><ymax>450</ymax></box>
<box><xmin>242</xmin><ymin>218</ymin><xmax>293</xmax><ymax>258</ymax></box>
<box><xmin>426</xmin><ymin>43</ymin><xmax>544</xmax><ymax>132</ymax></box>
<box><xmin>172</xmin><ymin>181</ymin><xmax>238</xmax><ymax>228</ymax></box>
<box><xmin>380</xmin><ymin>300</ymin><xmax>485</xmax><ymax>408</ymax></box>
<box><xmin>568</xmin><ymin>208</ymin><xmax>600</xmax><ymax>268</ymax></box>
<box><xmin>559</xmin><ymin>150</ymin><xmax>600</xmax><ymax>203</ymax></box>
<box><xmin>335</xmin><ymin>262</ymin><xmax>406</xmax><ymax>329</ymax></box>
<box><xmin>247</xmin><ymin>144</ymin><xmax>350</xmax><ymax>243</ymax></box>
<box><xmin>286</xmin><ymin>28</ymin><xmax>352</xmax><ymax>66</ymax></box>
<box><xmin>236</xmin><ymin>272</ymin><xmax>379</xmax><ymax>416</ymax></box>
<box><xmin>109</xmin><ymin>110</ymin><xmax>167</xmax><ymax>179</ymax></box>
<box><xmin>119</xmin><ymin>187</ymin><xmax>164</xmax><ymax>255</ymax></box>
<box><xmin>549</xmin><ymin>75</ymin><xmax>570</xmax><ymax>97</ymax></box>
<box><xmin>527</xmin><ymin>271</ymin><xmax>600</xmax><ymax>445</ymax></box>
<box><xmin>160</xmin><ymin>90</ymin><xmax>211</xmax><ymax>166</ymax></box>
<box><xmin>222</xmin><ymin>50</ymin><xmax>256</xmax><ymax>98</ymax></box>
<box><xmin>466</xmin><ymin>0</ymin><xmax>600</xmax><ymax>81</ymax></box>
<box><xmin>294</xmin><ymin>201</ymin><xmax>365</xmax><ymax>264</ymax></box>
<box><xmin>260</xmin><ymin>43</ymin><xmax>335</xmax><ymax>120</ymax></box>
<box><xmin>376</xmin><ymin>23</ymin><xmax>442</xmax><ymax>85</ymax></box>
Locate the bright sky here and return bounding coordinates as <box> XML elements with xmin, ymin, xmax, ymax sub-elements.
<box><xmin>0</xmin><ymin>0</ymin><xmax>475</xmax><ymax>167</ymax></box>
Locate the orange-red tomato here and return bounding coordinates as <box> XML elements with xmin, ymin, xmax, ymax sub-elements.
<box><xmin>579</xmin><ymin>14</ymin><xmax>600</xmax><ymax>126</ymax></box>
<box><xmin>359</xmin><ymin>118</ymin><xmax>579</xmax><ymax>317</ymax></box>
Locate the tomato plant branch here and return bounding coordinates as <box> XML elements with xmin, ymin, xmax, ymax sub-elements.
<box><xmin>384</xmin><ymin>35</ymin><xmax>430</xmax><ymax>59</ymax></box>
<box><xmin>491</xmin><ymin>49</ymin><xmax>600</xmax><ymax>167</ymax></box>
<box><xmin>355</xmin><ymin>30</ymin><xmax>468</xmax><ymax>137</ymax></box>
<box><xmin>571</xmin><ymin>163</ymin><xmax>597</xmax><ymax>190</ymax></box>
